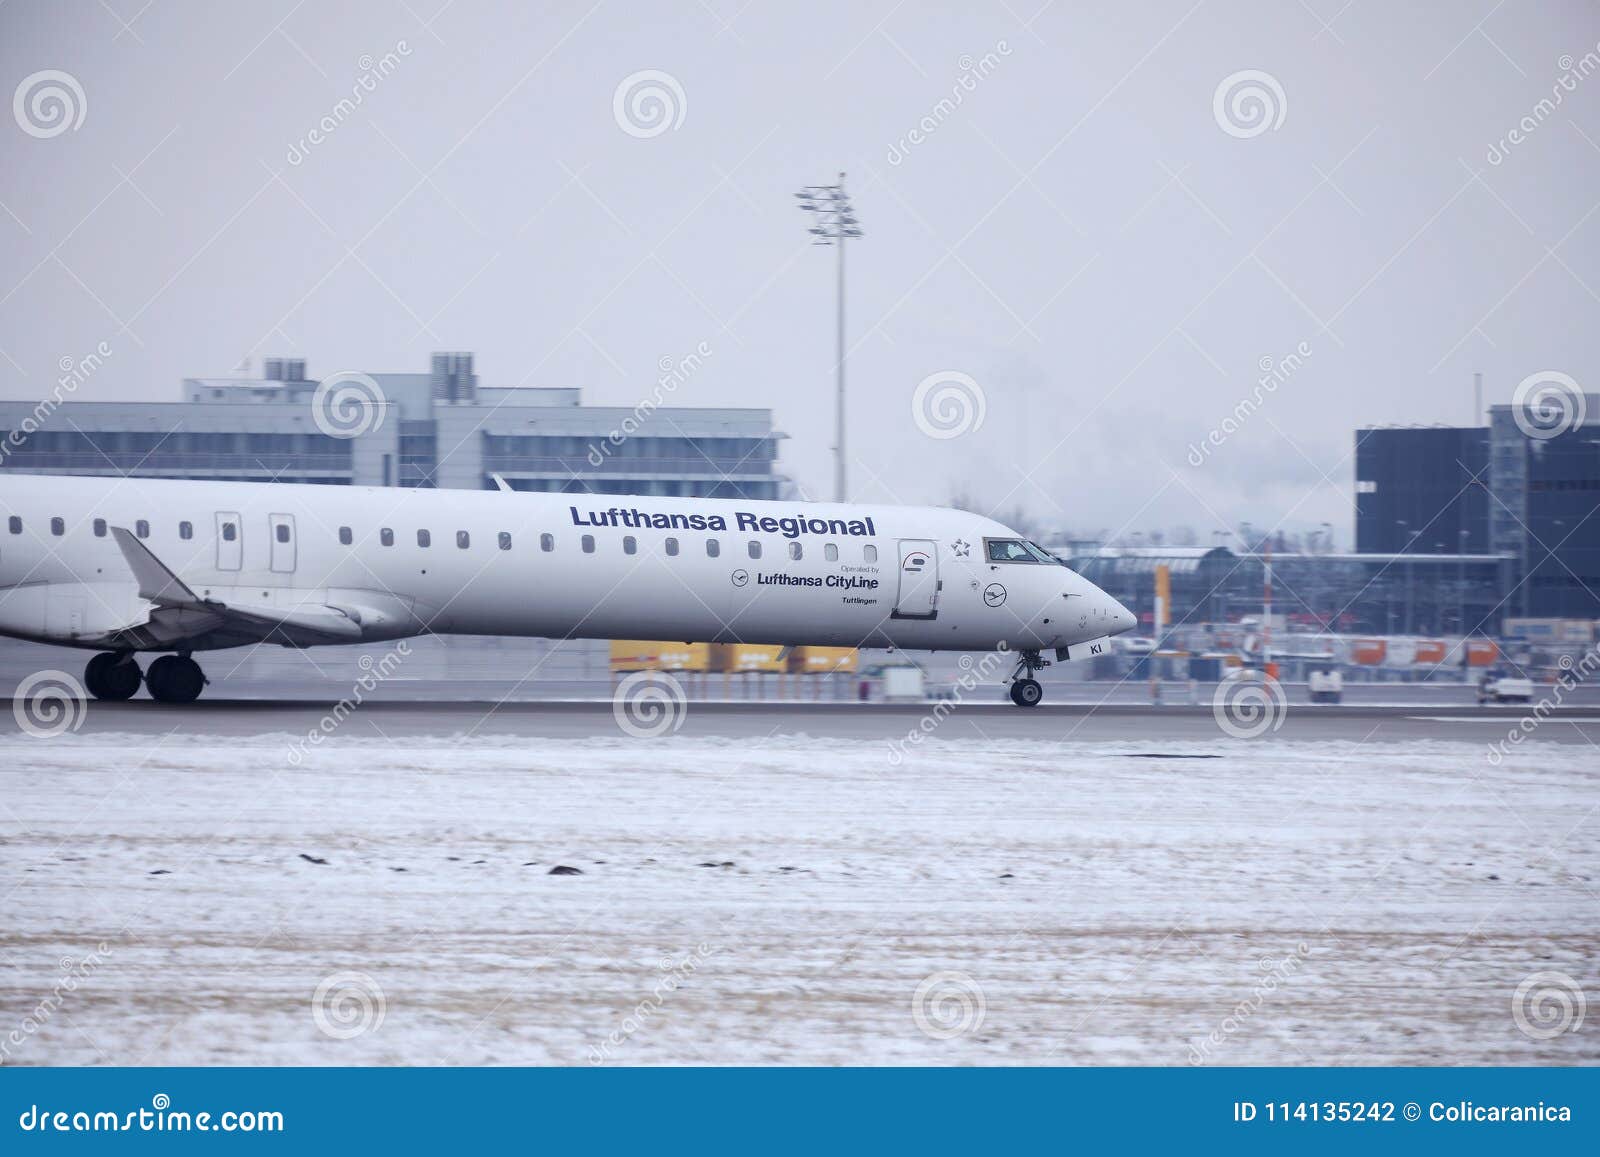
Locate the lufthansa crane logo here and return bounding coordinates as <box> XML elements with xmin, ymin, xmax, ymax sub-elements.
<box><xmin>731</xmin><ymin>569</ymin><xmax>749</xmax><ymax>588</ymax></box>
<box><xmin>983</xmin><ymin>583</ymin><xmax>1007</xmax><ymax>608</ymax></box>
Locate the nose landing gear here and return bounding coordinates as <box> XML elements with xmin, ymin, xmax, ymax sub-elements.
<box><xmin>1008</xmin><ymin>648</ymin><xmax>1047</xmax><ymax>707</ymax></box>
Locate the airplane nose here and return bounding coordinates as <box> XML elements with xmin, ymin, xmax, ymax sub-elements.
<box><xmin>1070</xmin><ymin>579</ymin><xmax>1137</xmax><ymax>636</ymax></box>
<box><xmin>1085</xmin><ymin>585</ymin><xmax>1136</xmax><ymax>636</ymax></box>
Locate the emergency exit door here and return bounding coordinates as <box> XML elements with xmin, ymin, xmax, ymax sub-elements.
<box><xmin>268</xmin><ymin>513</ymin><xmax>296</xmax><ymax>573</ymax></box>
<box><xmin>215</xmin><ymin>512</ymin><xmax>242</xmax><ymax>571</ymax></box>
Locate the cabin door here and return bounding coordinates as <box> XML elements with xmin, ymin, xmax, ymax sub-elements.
<box><xmin>892</xmin><ymin>539</ymin><xmax>939</xmax><ymax>620</ymax></box>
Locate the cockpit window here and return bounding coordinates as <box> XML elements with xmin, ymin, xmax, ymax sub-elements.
<box><xmin>1024</xmin><ymin>541</ymin><xmax>1059</xmax><ymax>564</ymax></box>
<box><xmin>986</xmin><ymin>539</ymin><xmax>1038</xmax><ymax>563</ymax></box>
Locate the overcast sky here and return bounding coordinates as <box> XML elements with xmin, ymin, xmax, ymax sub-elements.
<box><xmin>2</xmin><ymin>0</ymin><xmax>1597</xmax><ymax>543</ymax></box>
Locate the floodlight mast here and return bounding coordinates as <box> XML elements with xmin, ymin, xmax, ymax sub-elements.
<box><xmin>794</xmin><ymin>173</ymin><xmax>863</xmax><ymax>503</ymax></box>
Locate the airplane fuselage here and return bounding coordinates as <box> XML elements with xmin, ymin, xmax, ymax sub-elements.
<box><xmin>0</xmin><ymin>475</ymin><xmax>1134</xmax><ymax>698</ymax></box>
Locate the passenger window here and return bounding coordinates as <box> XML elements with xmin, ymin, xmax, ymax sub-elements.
<box><xmin>540</xmin><ymin>533</ymin><xmax>554</xmax><ymax>552</ymax></box>
<box><xmin>457</xmin><ymin>531</ymin><xmax>470</xmax><ymax>549</ymax></box>
<box><xmin>222</xmin><ymin>522</ymin><xmax>237</xmax><ymax>542</ymax></box>
<box><xmin>51</xmin><ymin>517</ymin><xmax>64</xmax><ymax>536</ymax></box>
<box><xmin>275</xmin><ymin>523</ymin><xmax>290</xmax><ymax>544</ymax></box>
<box><xmin>748</xmin><ymin>540</ymin><xmax>761</xmax><ymax>559</ymax></box>
<box><xmin>417</xmin><ymin>529</ymin><xmax>431</xmax><ymax>548</ymax></box>
<box><xmin>706</xmin><ymin>538</ymin><xmax>720</xmax><ymax>558</ymax></box>
<box><xmin>623</xmin><ymin>536</ymin><xmax>637</xmax><ymax>555</ymax></box>
<box><xmin>6</xmin><ymin>516</ymin><xmax>17</xmax><ymax>534</ymax></box>
<box><xmin>93</xmin><ymin>518</ymin><xmax>106</xmax><ymax>537</ymax></box>
<box><xmin>582</xmin><ymin>535</ymin><xmax>595</xmax><ymax>553</ymax></box>
<box><xmin>665</xmin><ymin>537</ymin><xmax>679</xmax><ymax>556</ymax></box>
<box><xmin>136</xmin><ymin>520</ymin><xmax>150</xmax><ymax>539</ymax></box>
<box><xmin>179</xmin><ymin>521</ymin><xmax>193</xmax><ymax>540</ymax></box>
<box><xmin>339</xmin><ymin>526</ymin><xmax>352</xmax><ymax>545</ymax></box>
<box><xmin>380</xmin><ymin>527</ymin><xmax>393</xmax><ymax>546</ymax></box>
<box><xmin>863</xmin><ymin>544</ymin><xmax>877</xmax><ymax>563</ymax></box>
<box><xmin>498</xmin><ymin>532</ymin><xmax>512</xmax><ymax>551</ymax></box>
<box><xmin>825</xmin><ymin>543</ymin><xmax>838</xmax><ymax>561</ymax></box>
<box><xmin>788</xmin><ymin>541</ymin><xmax>802</xmax><ymax>560</ymax></box>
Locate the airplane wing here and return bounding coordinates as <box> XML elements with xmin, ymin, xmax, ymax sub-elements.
<box><xmin>107</xmin><ymin>527</ymin><xmax>364</xmax><ymax>649</ymax></box>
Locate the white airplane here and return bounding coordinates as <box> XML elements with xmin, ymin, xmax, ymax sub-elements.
<box><xmin>0</xmin><ymin>474</ymin><xmax>1134</xmax><ymax>706</ymax></box>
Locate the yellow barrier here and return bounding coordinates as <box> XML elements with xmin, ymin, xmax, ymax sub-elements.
<box><xmin>710</xmin><ymin>644</ymin><xmax>786</xmax><ymax>673</ymax></box>
<box><xmin>608</xmin><ymin>640</ymin><xmax>711</xmax><ymax>672</ymax></box>
<box><xmin>786</xmin><ymin>646</ymin><xmax>858</xmax><ymax>674</ymax></box>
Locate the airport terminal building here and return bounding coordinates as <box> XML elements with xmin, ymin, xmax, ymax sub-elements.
<box><xmin>0</xmin><ymin>352</ymin><xmax>789</xmax><ymax>500</ymax></box>
<box><xmin>1084</xmin><ymin>393</ymin><xmax>1600</xmax><ymax>637</ymax></box>
<box><xmin>1355</xmin><ymin>393</ymin><xmax>1600</xmax><ymax>621</ymax></box>
<box><xmin>1061</xmin><ymin>544</ymin><xmax>1514</xmax><ymax>638</ymax></box>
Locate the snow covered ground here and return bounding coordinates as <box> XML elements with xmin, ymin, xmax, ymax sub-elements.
<box><xmin>1</xmin><ymin>733</ymin><xmax>1595</xmax><ymax>1066</ymax></box>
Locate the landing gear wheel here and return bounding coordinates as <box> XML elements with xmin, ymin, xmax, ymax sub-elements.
<box><xmin>1010</xmin><ymin>678</ymin><xmax>1043</xmax><ymax>707</ymax></box>
<box><xmin>145</xmin><ymin>655</ymin><xmax>205</xmax><ymax>703</ymax></box>
<box><xmin>84</xmin><ymin>652</ymin><xmax>141</xmax><ymax>701</ymax></box>
<box><xmin>1008</xmin><ymin>648</ymin><xmax>1048</xmax><ymax>707</ymax></box>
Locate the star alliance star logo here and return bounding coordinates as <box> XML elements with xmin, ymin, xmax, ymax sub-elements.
<box><xmin>950</xmin><ymin>539</ymin><xmax>971</xmax><ymax>558</ymax></box>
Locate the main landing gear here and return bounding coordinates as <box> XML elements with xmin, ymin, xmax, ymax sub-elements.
<box><xmin>83</xmin><ymin>652</ymin><xmax>141</xmax><ymax>701</ymax></box>
<box><xmin>146</xmin><ymin>655</ymin><xmax>206</xmax><ymax>703</ymax></box>
<box><xmin>82</xmin><ymin>652</ymin><xmax>208</xmax><ymax>703</ymax></box>
<box><xmin>1008</xmin><ymin>649</ymin><xmax>1047</xmax><ymax>708</ymax></box>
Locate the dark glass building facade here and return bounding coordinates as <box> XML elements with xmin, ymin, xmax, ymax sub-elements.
<box><xmin>1356</xmin><ymin>401</ymin><xmax>1599</xmax><ymax>620</ymax></box>
<box><xmin>1354</xmin><ymin>427</ymin><xmax>1489</xmax><ymax>555</ymax></box>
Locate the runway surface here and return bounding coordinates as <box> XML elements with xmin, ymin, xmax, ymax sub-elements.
<box><xmin>11</xmin><ymin>695</ymin><xmax>1600</xmax><ymax>744</ymax></box>
<box><xmin>6</xmin><ymin>656</ymin><xmax>1597</xmax><ymax>1064</ymax></box>
<box><xmin>2</xmin><ymin>733</ymin><xmax>1594</xmax><ymax>1065</ymax></box>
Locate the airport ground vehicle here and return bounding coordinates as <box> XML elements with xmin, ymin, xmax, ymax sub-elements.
<box><xmin>1307</xmin><ymin>668</ymin><xmax>1344</xmax><ymax>704</ymax></box>
<box><xmin>1477</xmin><ymin>674</ymin><xmax>1535</xmax><ymax>704</ymax></box>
